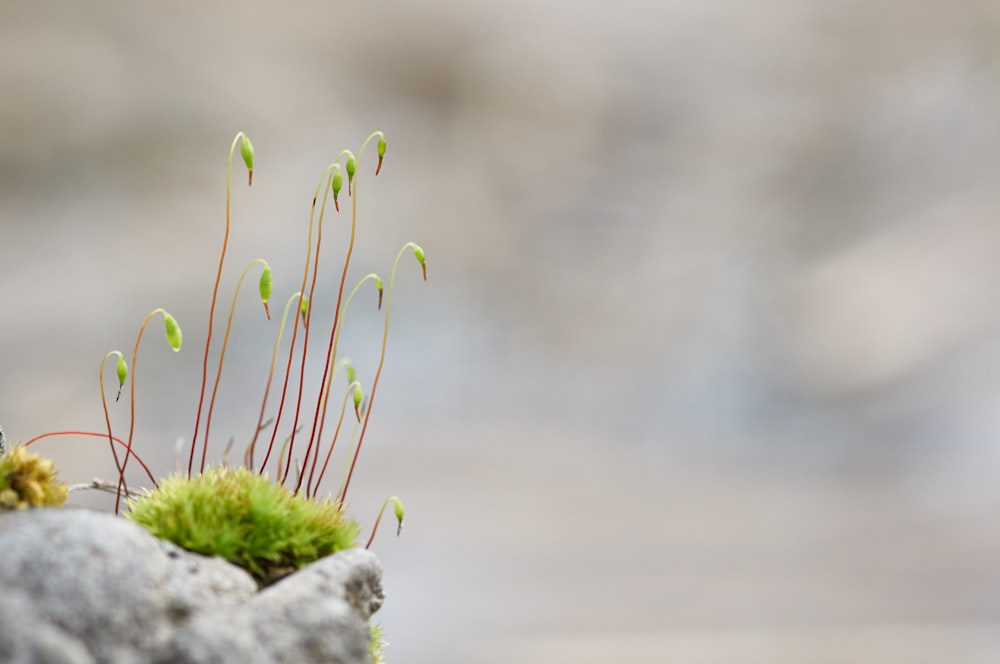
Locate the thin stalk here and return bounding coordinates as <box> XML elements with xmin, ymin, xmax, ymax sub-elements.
<box><xmin>200</xmin><ymin>258</ymin><xmax>271</xmax><ymax>472</ymax></box>
<box><xmin>308</xmin><ymin>379</ymin><xmax>362</xmax><ymax>498</ymax></box>
<box><xmin>249</xmin><ymin>291</ymin><xmax>302</xmax><ymax>471</ymax></box>
<box><xmin>69</xmin><ymin>479</ymin><xmax>139</xmax><ymax>497</ymax></box>
<box><xmin>281</xmin><ymin>162</ymin><xmax>343</xmax><ymax>485</ymax></box>
<box><xmin>334</xmin><ymin>410</ymin><xmax>364</xmax><ymax>502</ymax></box>
<box><xmin>264</xmin><ymin>164</ymin><xmax>336</xmax><ymax>480</ymax></box>
<box><xmin>337</xmin><ymin>242</ymin><xmax>425</xmax><ymax>503</ymax></box>
<box><xmin>243</xmin><ymin>418</ymin><xmax>272</xmax><ymax>467</ymax></box>
<box><xmin>274</xmin><ymin>425</ymin><xmax>303</xmax><ymax>484</ymax></box>
<box><xmin>118</xmin><ymin>308</ymin><xmax>181</xmax><ymax>514</ymax></box>
<box><xmin>295</xmin><ymin>132</ymin><xmax>384</xmax><ymax>491</ymax></box>
<box><xmin>365</xmin><ymin>496</ymin><xmax>404</xmax><ymax>549</ymax></box>
<box><xmin>98</xmin><ymin>351</ymin><xmax>127</xmax><ymax>484</ymax></box>
<box><xmin>299</xmin><ymin>273</ymin><xmax>381</xmax><ymax>495</ymax></box>
<box><xmin>305</xmin><ymin>272</ymin><xmax>381</xmax><ymax>495</ymax></box>
<box><xmin>304</xmin><ymin>356</ymin><xmax>356</xmax><ymax>492</ymax></box>
<box><xmin>189</xmin><ymin>132</ymin><xmax>252</xmax><ymax>476</ymax></box>
<box><xmin>22</xmin><ymin>431</ymin><xmax>158</xmax><ymax>487</ymax></box>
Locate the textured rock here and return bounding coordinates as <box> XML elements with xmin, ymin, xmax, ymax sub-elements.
<box><xmin>0</xmin><ymin>508</ymin><xmax>383</xmax><ymax>664</ymax></box>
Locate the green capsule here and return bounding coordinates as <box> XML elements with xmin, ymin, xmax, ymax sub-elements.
<box><xmin>345</xmin><ymin>152</ymin><xmax>357</xmax><ymax>194</ymax></box>
<box><xmin>259</xmin><ymin>265</ymin><xmax>273</xmax><ymax>318</ymax></box>
<box><xmin>240</xmin><ymin>135</ymin><xmax>255</xmax><ymax>185</ymax></box>
<box><xmin>163</xmin><ymin>313</ymin><xmax>183</xmax><ymax>352</ymax></box>
<box><xmin>412</xmin><ymin>244</ymin><xmax>427</xmax><ymax>281</ymax></box>
<box><xmin>332</xmin><ymin>169</ymin><xmax>343</xmax><ymax>211</ymax></box>
<box><xmin>391</xmin><ymin>496</ymin><xmax>404</xmax><ymax>535</ymax></box>
<box><xmin>352</xmin><ymin>384</ymin><xmax>364</xmax><ymax>421</ymax></box>
<box><xmin>113</xmin><ymin>352</ymin><xmax>128</xmax><ymax>402</ymax></box>
<box><xmin>376</xmin><ymin>136</ymin><xmax>386</xmax><ymax>175</ymax></box>
<box><xmin>115</xmin><ymin>355</ymin><xmax>128</xmax><ymax>387</ymax></box>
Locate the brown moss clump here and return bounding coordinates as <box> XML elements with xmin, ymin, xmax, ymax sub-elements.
<box><xmin>0</xmin><ymin>446</ymin><xmax>68</xmax><ymax>510</ymax></box>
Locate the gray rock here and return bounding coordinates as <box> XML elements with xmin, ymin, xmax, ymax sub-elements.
<box><xmin>0</xmin><ymin>508</ymin><xmax>383</xmax><ymax>664</ymax></box>
<box><xmin>0</xmin><ymin>590</ymin><xmax>93</xmax><ymax>664</ymax></box>
<box><xmin>246</xmin><ymin>550</ymin><xmax>385</xmax><ymax>664</ymax></box>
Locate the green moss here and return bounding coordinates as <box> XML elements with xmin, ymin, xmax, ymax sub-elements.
<box><xmin>0</xmin><ymin>446</ymin><xmax>68</xmax><ymax>510</ymax></box>
<box><xmin>126</xmin><ymin>466</ymin><xmax>359</xmax><ymax>581</ymax></box>
<box><xmin>369</xmin><ymin>623</ymin><xmax>387</xmax><ymax>664</ymax></box>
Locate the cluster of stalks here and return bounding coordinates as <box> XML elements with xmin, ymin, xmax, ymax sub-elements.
<box><xmin>24</xmin><ymin>132</ymin><xmax>422</xmax><ymax>548</ymax></box>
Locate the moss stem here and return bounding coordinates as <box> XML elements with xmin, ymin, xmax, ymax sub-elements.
<box><xmin>280</xmin><ymin>161</ymin><xmax>344</xmax><ymax>485</ymax></box>
<box><xmin>249</xmin><ymin>291</ymin><xmax>302</xmax><ymax>471</ymax></box>
<box><xmin>365</xmin><ymin>495</ymin><xmax>404</xmax><ymax>549</ymax></box>
<box><xmin>98</xmin><ymin>351</ymin><xmax>127</xmax><ymax>486</ymax></box>
<box><xmin>118</xmin><ymin>308</ymin><xmax>181</xmax><ymax>513</ymax></box>
<box><xmin>189</xmin><ymin>132</ymin><xmax>251</xmax><ymax>477</ymax></box>
<box><xmin>296</xmin><ymin>133</ymin><xmax>383</xmax><ymax>491</ymax></box>
<box><xmin>308</xmin><ymin>379</ymin><xmax>361</xmax><ymax>498</ymax></box>
<box><xmin>337</xmin><ymin>242</ymin><xmax>424</xmax><ymax>503</ymax></box>
<box><xmin>22</xmin><ymin>430</ymin><xmax>158</xmax><ymax>487</ymax></box>
<box><xmin>299</xmin><ymin>273</ymin><xmax>381</xmax><ymax>495</ymax></box>
<box><xmin>264</xmin><ymin>164</ymin><xmax>336</xmax><ymax>479</ymax></box>
<box><xmin>200</xmin><ymin>258</ymin><xmax>270</xmax><ymax>472</ymax></box>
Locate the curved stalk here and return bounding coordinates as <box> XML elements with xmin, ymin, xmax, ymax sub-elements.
<box><xmin>307</xmin><ymin>379</ymin><xmax>362</xmax><ymax>498</ymax></box>
<box><xmin>98</xmin><ymin>350</ymin><xmax>128</xmax><ymax>483</ymax></box>
<box><xmin>249</xmin><ymin>291</ymin><xmax>302</xmax><ymax>471</ymax></box>
<box><xmin>281</xmin><ymin>161</ymin><xmax>345</xmax><ymax>485</ymax></box>
<box><xmin>117</xmin><ymin>308</ymin><xmax>182</xmax><ymax>514</ymax></box>
<box><xmin>274</xmin><ymin>425</ymin><xmax>303</xmax><ymax>486</ymax></box>
<box><xmin>365</xmin><ymin>495</ymin><xmax>404</xmax><ymax>549</ymax></box>
<box><xmin>337</xmin><ymin>242</ymin><xmax>425</xmax><ymax>503</ymax></box>
<box><xmin>189</xmin><ymin>132</ymin><xmax>253</xmax><ymax>476</ymax></box>
<box><xmin>23</xmin><ymin>430</ymin><xmax>158</xmax><ymax>487</ymax></box>
<box><xmin>333</xmin><ymin>411</ymin><xmax>364</xmax><ymax>501</ymax></box>
<box><xmin>295</xmin><ymin>132</ymin><xmax>384</xmax><ymax>490</ymax></box>
<box><xmin>265</xmin><ymin>163</ymin><xmax>338</xmax><ymax>480</ymax></box>
<box><xmin>200</xmin><ymin>258</ymin><xmax>271</xmax><ymax>472</ymax></box>
<box><xmin>297</xmin><ymin>272</ymin><xmax>382</xmax><ymax>494</ymax></box>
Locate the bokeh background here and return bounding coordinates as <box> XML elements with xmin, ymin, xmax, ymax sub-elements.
<box><xmin>3</xmin><ymin>1</ymin><xmax>1000</xmax><ymax>662</ymax></box>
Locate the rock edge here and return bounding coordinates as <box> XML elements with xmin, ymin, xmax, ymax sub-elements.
<box><xmin>0</xmin><ymin>508</ymin><xmax>383</xmax><ymax>664</ymax></box>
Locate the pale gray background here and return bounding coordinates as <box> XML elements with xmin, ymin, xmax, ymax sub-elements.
<box><xmin>2</xmin><ymin>1</ymin><xmax>1000</xmax><ymax>662</ymax></box>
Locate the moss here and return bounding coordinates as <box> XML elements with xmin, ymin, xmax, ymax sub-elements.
<box><xmin>369</xmin><ymin>623</ymin><xmax>387</xmax><ymax>664</ymax></box>
<box><xmin>0</xmin><ymin>446</ymin><xmax>68</xmax><ymax>510</ymax></box>
<box><xmin>126</xmin><ymin>466</ymin><xmax>359</xmax><ymax>582</ymax></box>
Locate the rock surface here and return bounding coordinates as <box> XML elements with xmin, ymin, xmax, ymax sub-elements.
<box><xmin>0</xmin><ymin>508</ymin><xmax>383</xmax><ymax>664</ymax></box>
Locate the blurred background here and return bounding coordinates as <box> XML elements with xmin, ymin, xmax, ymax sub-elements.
<box><xmin>2</xmin><ymin>1</ymin><xmax>1000</xmax><ymax>661</ymax></box>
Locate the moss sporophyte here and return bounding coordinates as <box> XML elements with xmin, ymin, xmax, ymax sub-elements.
<box><xmin>18</xmin><ymin>131</ymin><xmax>423</xmax><ymax>590</ymax></box>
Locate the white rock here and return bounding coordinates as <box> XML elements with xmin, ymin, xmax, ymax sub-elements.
<box><xmin>0</xmin><ymin>508</ymin><xmax>383</xmax><ymax>664</ymax></box>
